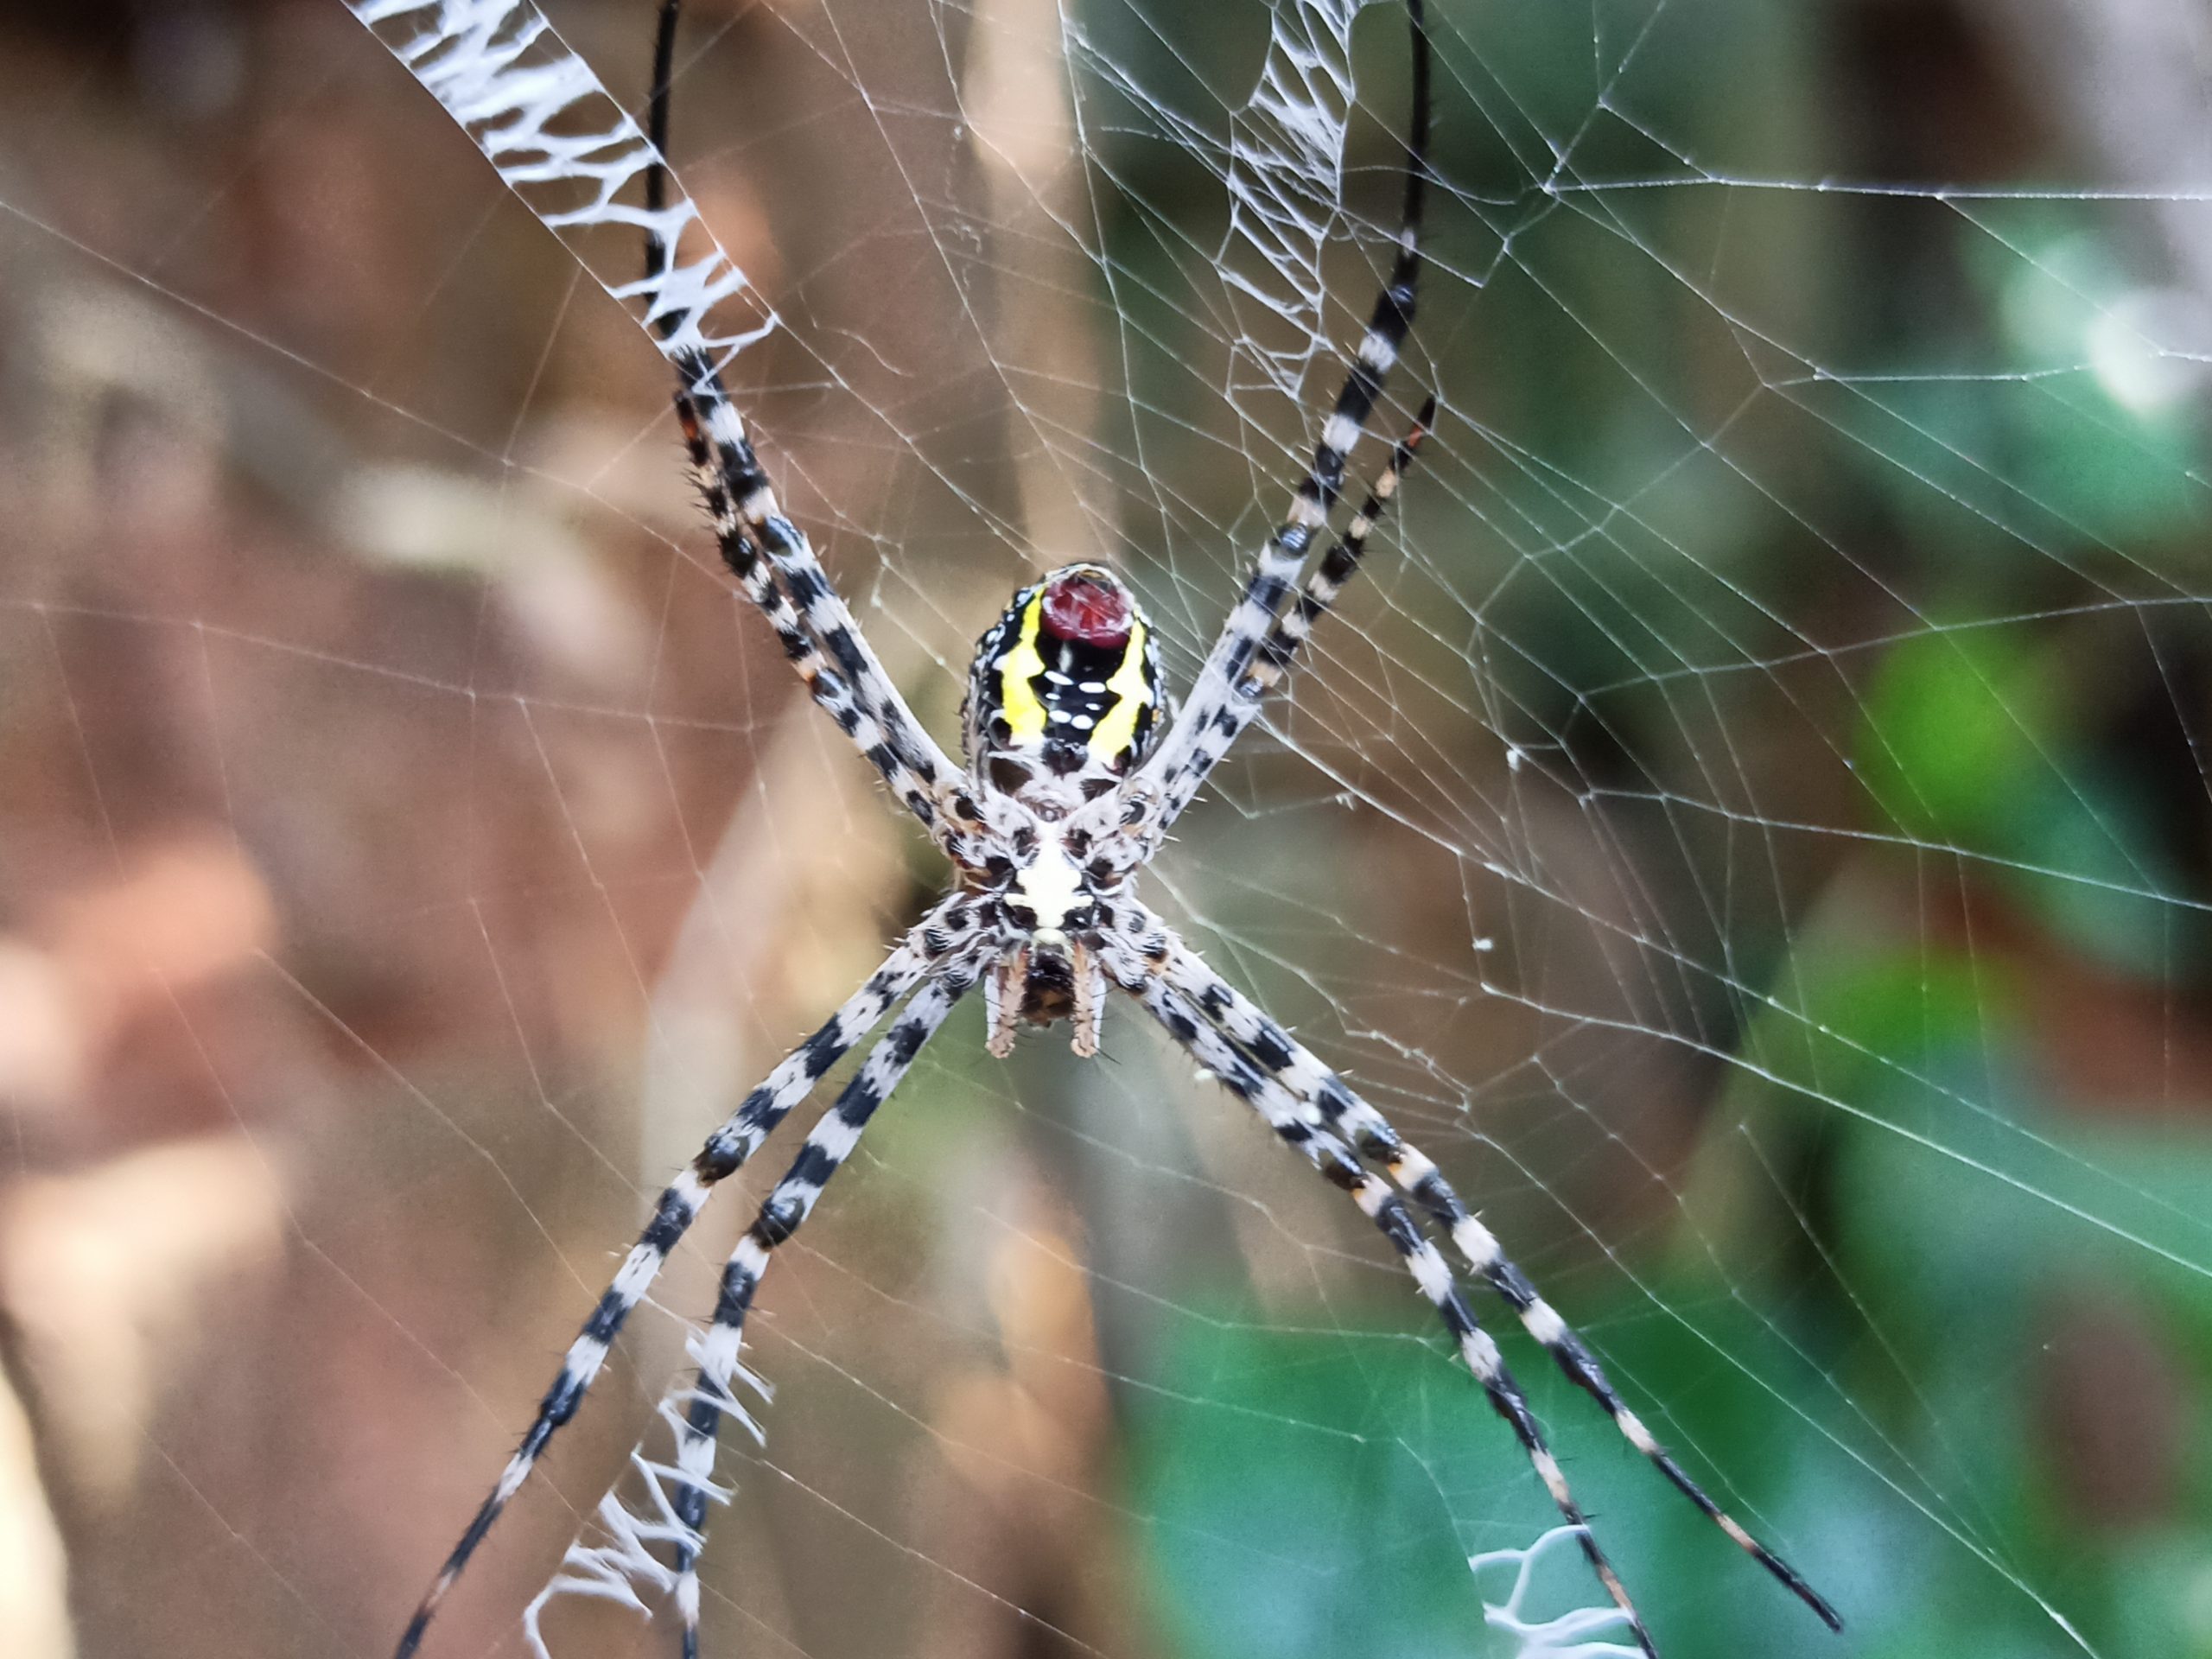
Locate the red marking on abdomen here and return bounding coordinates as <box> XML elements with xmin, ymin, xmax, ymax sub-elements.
<box><xmin>1041</xmin><ymin>571</ymin><xmax>1134</xmax><ymax>647</ymax></box>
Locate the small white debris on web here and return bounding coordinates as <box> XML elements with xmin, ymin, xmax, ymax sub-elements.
<box><xmin>1467</xmin><ymin>1526</ymin><xmax>1643</xmax><ymax>1659</ymax></box>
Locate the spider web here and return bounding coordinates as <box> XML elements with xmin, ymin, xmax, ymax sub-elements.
<box><xmin>0</xmin><ymin>2</ymin><xmax>2208</xmax><ymax>1657</ymax></box>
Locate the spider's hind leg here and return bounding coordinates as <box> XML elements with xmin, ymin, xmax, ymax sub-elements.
<box><xmin>1131</xmin><ymin>910</ymin><xmax>1844</xmax><ymax>1635</ymax></box>
<box><xmin>387</xmin><ymin>896</ymin><xmax>980</xmax><ymax>1659</ymax></box>
<box><xmin>1127</xmin><ymin>0</ymin><xmax>1432</xmax><ymax>842</ymax></box>
<box><xmin>1106</xmin><ymin>948</ymin><xmax>1662</xmax><ymax>1658</ymax></box>
<box><xmin>644</xmin><ymin>0</ymin><xmax>980</xmax><ymax>859</ymax></box>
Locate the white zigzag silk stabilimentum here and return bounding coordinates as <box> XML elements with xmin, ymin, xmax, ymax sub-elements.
<box><xmin>517</xmin><ymin>1364</ymin><xmax>768</xmax><ymax>1659</ymax></box>
<box><xmin>343</xmin><ymin>0</ymin><xmax>774</xmax><ymax>378</ymax></box>
<box><xmin>1469</xmin><ymin>1528</ymin><xmax>1644</xmax><ymax>1659</ymax></box>
<box><xmin>1078</xmin><ymin>0</ymin><xmax>1370</xmax><ymax>414</ymax></box>
<box><xmin>1221</xmin><ymin>0</ymin><xmax>1368</xmax><ymax>407</ymax></box>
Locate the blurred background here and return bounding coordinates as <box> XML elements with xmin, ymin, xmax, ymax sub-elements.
<box><xmin>2</xmin><ymin>0</ymin><xmax>2210</xmax><ymax>1655</ymax></box>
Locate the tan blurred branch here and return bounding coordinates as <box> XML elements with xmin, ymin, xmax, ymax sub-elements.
<box><xmin>0</xmin><ymin>1136</ymin><xmax>287</xmax><ymax>1510</ymax></box>
<box><xmin>0</xmin><ymin>1357</ymin><xmax>73</xmax><ymax>1659</ymax></box>
<box><xmin>968</xmin><ymin>0</ymin><xmax>1103</xmax><ymax>567</ymax></box>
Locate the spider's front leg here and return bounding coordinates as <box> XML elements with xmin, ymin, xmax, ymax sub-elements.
<box><xmin>1118</xmin><ymin>0</ymin><xmax>1431</xmax><ymax>852</ymax></box>
<box><xmin>652</xmin><ymin>954</ymin><xmax>987</xmax><ymax>1659</ymax></box>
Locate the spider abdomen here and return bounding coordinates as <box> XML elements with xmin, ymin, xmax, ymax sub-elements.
<box><xmin>963</xmin><ymin>564</ymin><xmax>1166</xmax><ymax>813</ymax></box>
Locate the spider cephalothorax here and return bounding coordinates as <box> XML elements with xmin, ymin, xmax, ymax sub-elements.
<box><xmin>353</xmin><ymin>0</ymin><xmax>1843</xmax><ymax>1653</ymax></box>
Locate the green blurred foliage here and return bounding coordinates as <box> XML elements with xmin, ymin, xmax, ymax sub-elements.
<box><xmin>1857</xmin><ymin>623</ymin><xmax>2193</xmax><ymax>979</ymax></box>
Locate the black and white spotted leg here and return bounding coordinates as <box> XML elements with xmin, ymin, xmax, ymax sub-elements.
<box><xmin>342</xmin><ymin>0</ymin><xmax>979</xmax><ymax>858</ymax></box>
<box><xmin>391</xmin><ymin>895</ymin><xmax>982</xmax><ymax>1659</ymax></box>
<box><xmin>665</xmin><ymin>390</ymin><xmax>983</xmax><ymax>861</ymax></box>
<box><xmin>657</xmin><ymin>959</ymin><xmax>983</xmax><ymax>1659</ymax></box>
<box><xmin>1124</xmin><ymin>0</ymin><xmax>1429</xmax><ymax>846</ymax></box>
<box><xmin>1137</xmin><ymin>400</ymin><xmax>1435</xmax><ymax>835</ymax></box>
<box><xmin>645</xmin><ymin>0</ymin><xmax>978</xmax><ymax>853</ymax></box>
<box><xmin>1100</xmin><ymin>946</ymin><xmax>1660</xmax><ymax>1658</ymax></box>
<box><xmin>1238</xmin><ymin>398</ymin><xmax>1434</xmax><ymax>701</ymax></box>
<box><xmin>1122</xmin><ymin>913</ymin><xmax>1842</xmax><ymax>1635</ymax></box>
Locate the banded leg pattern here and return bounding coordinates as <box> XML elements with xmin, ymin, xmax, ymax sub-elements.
<box><xmin>1123</xmin><ymin>910</ymin><xmax>1841</xmax><ymax>1634</ymax></box>
<box><xmin>342</xmin><ymin>0</ymin><xmax>958</xmax><ymax>849</ymax></box>
<box><xmin>1103</xmin><ymin>948</ymin><xmax>1658</xmax><ymax>1657</ymax></box>
<box><xmin>1146</xmin><ymin>399</ymin><xmax>1436</xmax><ymax>830</ymax></box>
<box><xmin>661</xmin><ymin>962</ymin><xmax>983</xmax><ymax>1658</ymax></box>
<box><xmin>1132</xmin><ymin>0</ymin><xmax>1431</xmax><ymax>842</ymax></box>
<box><xmin>391</xmin><ymin>896</ymin><xmax>981</xmax><ymax>1659</ymax></box>
<box><xmin>669</xmin><ymin>391</ymin><xmax>982</xmax><ymax>861</ymax></box>
<box><xmin>645</xmin><ymin>0</ymin><xmax>977</xmax><ymax>854</ymax></box>
<box><xmin>1241</xmin><ymin>398</ymin><xmax>1434</xmax><ymax>699</ymax></box>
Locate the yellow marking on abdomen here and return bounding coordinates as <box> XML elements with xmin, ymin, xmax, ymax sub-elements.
<box><xmin>996</xmin><ymin>591</ymin><xmax>1049</xmax><ymax>744</ymax></box>
<box><xmin>1088</xmin><ymin>620</ymin><xmax>1152</xmax><ymax>763</ymax></box>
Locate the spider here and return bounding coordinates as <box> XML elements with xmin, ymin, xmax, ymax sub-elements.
<box><xmin>344</xmin><ymin>0</ymin><xmax>1844</xmax><ymax>1654</ymax></box>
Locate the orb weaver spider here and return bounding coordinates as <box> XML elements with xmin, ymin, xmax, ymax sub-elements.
<box><xmin>339</xmin><ymin>0</ymin><xmax>1843</xmax><ymax>1651</ymax></box>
